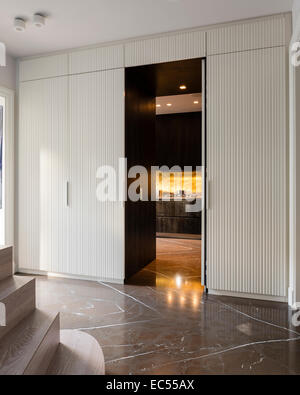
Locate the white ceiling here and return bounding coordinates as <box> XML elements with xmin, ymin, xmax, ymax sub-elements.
<box><xmin>156</xmin><ymin>94</ymin><xmax>202</xmax><ymax>115</ymax></box>
<box><xmin>0</xmin><ymin>0</ymin><xmax>293</xmax><ymax>58</ymax></box>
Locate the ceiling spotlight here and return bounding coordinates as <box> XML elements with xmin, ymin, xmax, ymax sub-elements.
<box><xmin>156</xmin><ymin>104</ymin><xmax>161</xmax><ymax>108</ymax></box>
<box><xmin>14</xmin><ymin>18</ymin><xmax>26</xmax><ymax>32</ymax></box>
<box><xmin>33</xmin><ymin>13</ymin><xmax>46</xmax><ymax>28</ymax></box>
<box><xmin>179</xmin><ymin>85</ymin><xmax>187</xmax><ymax>90</ymax></box>
<box><xmin>167</xmin><ymin>103</ymin><xmax>172</xmax><ymax>107</ymax></box>
<box><xmin>194</xmin><ymin>101</ymin><xmax>199</xmax><ymax>104</ymax></box>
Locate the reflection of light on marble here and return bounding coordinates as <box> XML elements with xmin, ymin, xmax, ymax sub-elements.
<box><xmin>180</xmin><ymin>296</ymin><xmax>186</xmax><ymax>306</ymax></box>
<box><xmin>193</xmin><ymin>295</ymin><xmax>199</xmax><ymax>309</ymax></box>
<box><xmin>156</xmin><ymin>276</ymin><xmax>204</xmax><ymax>292</ymax></box>
<box><xmin>237</xmin><ymin>323</ymin><xmax>252</xmax><ymax>336</ymax></box>
<box><xmin>175</xmin><ymin>275</ymin><xmax>182</xmax><ymax>289</ymax></box>
<box><xmin>167</xmin><ymin>293</ymin><xmax>173</xmax><ymax>304</ymax></box>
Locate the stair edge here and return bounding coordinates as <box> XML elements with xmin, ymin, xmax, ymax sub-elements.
<box><xmin>24</xmin><ymin>313</ymin><xmax>60</xmax><ymax>375</ymax></box>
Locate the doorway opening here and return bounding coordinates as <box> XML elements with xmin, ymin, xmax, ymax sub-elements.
<box><xmin>125</xmin><ymin>59</ymin><xmax>206</xmax><ymax>295</ymax></box>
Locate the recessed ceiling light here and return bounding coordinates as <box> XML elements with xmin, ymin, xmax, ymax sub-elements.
<box><xmin>14</xmin><ymin>18</ymin><xmax>26</xmax><ymax>32</ymax></box>
<box><xmin>194</xmin><ymin>101</ymin><xmax>199</xmax><ymax>104</ymax></box>
<box><xmin>156</xmin><ymin>104</ymin><xmax>161</xmax><ymax>108</ymax></box>
<box><xmin>179</xmin><ymin>85</ymin><xmax>187</xmax><ymax>90</ymax></box>
<box><xmin>167</xmin><ymin>103</ymin><xmax>172</xmax><ymax>107</ymax></box>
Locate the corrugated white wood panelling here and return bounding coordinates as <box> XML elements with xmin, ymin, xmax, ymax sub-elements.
<box><xmin>18</xmin><ymin>77</ymin><xmax>70</xmax><ymax>273</ymax></box>
<box><xmin>69</xmin><ymin>69</ymin><xmax>125</xmax><ymax>281</ymax></box>
<box><xmin>125</xmin><ymin>30</ymin><xmax>206</xmax><ymax>67</ymax></box>
<box><xmin>207</xmin><ymin>47</ymin><xmax>287</xmax><ymax>297</ymax></box>
<box><xmin>19</xmin><ymin>54</ymin><xmax>68</xmax><ymax>82</ymax></box>
<box><xmin>207</xmin><ymin>15</ymin><xmax>289</xmax><ymax>55</ymax></box>
<box><xmin>69</xmin><ymin>44</ymin><xmax>124</xmax><ymax>74</ymax></box>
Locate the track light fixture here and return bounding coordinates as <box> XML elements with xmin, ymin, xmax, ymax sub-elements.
<box><xmin>33</xmin><ymin>14</ymin><xmax>46</xmax><ymax>28</ymax></box>
<box><xmin>14</xmin><ymin>18</ymin><xmax>26</xmax><ymax>32</ymax></box>
<box><xmin>13</xmin><ymin>13</ymin><xmax>46</xmax><ymax>32</ymax></box>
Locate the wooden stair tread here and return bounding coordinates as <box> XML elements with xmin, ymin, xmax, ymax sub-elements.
<box><xmin>0</xmin><ymin>247</ymin><xmax>13</xmax><ymax>282</ymax></box>
<box><xmin>0</xmin><ymin>276</ymin><xmax>34</xmax><ymax>302</ymax></box>
<box><xmin>47</xmin><ymin>330</ymin><xmax>105</xmax><ymax>375</ymax></box>
<box><xmin>0</xmin><ymin>309</ymin><xmax>59</xmax><ymax>375</ymax></box>
<box><xmin>0</xmin><ymin>276</ymin><xmax>36</xmax><ymax>337</ymax></box>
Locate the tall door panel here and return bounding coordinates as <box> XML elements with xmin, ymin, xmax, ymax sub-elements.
<box><xmin>69</xmin><ymin>69</ymin><xmax>125</xmax><ymax>281</ymax></box>
<box><xmin>125</xmin><ymin>66</ymin><xmax>156</xmax><ymax>279</ymax></box>
<box><xmin>18</xmin><ymin>77</ymin><xmax>69</xmax><ymax>273</ymax></box>
<box><xmin>207</xmin><ymin>47</ymin><xmax>287</xmax><ymax>297</ymax></box>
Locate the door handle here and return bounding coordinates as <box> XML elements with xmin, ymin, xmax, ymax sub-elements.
<box><xmin>66</xmin><ymin>181</ymin><xmax>70</xmax><ymax>207</ymax></box>
<box><xmin>206</xmin><ymin>179</ymin><xmax>210</xmax><ymax>210</ymax></box>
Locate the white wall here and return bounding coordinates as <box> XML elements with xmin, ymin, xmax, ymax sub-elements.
<box><xmin>289</xmin><ymin>1</ymin><xmax>300</xmax><ymax>306</ymax></box>
<box><xmin>0</xmin><ymin>54</ymin><xmax>16</xmax><ymax>91</ymax></box>
<box><xmin>293</xmin><ymin>0</ymin><xmax>300</xmax><ymax>26</ymax></box>
<box><xmin>292</xmin><ymin>66</ymin><xmax>300</xmax><ymax>306</ymax></box>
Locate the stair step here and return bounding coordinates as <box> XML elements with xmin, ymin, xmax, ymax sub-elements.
<box><xmin>0</xmin><ymin>247</ymin><xmax>13</xmax><ymax>282</ymax></box>
<box><xmin>47</xmin><ymin>330</ymin><xmax>105</xmax><ymax>375</ymax></box>
<box><xmin>0</xmin><ymin>276</ymin><xmax>36</xmax><ymax>340</ymax></box>
<box><xmin>0</xmin><ymin>310</ymin><xmax>60</xmax><ymax>375</ymax></box>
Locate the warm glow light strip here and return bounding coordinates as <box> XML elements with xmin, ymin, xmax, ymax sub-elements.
<box><xmin>156</xmin><ymin>171</ymin><xmax>202</xmax><ymax>199</ymax></box>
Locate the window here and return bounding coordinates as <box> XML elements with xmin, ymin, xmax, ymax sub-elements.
<box><xmin>0</xmin><ymin>87</ymin><xmax>13</xmax><ymax>247</ymax></box>
<box><xmin>0</xmin><ymin>96</ymin><xmax>4</xmax><ymax>210</ymax></box>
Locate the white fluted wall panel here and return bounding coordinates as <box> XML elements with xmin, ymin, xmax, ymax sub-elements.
<box><xmin>207</xmin><ymin>47</ymin><xmax>287</xmax><ymax>297</ymax></box>
<box><xmin>125</xmin><ymin>30</ymin><xmax>206</xmax><ymax>67</ymax></box>
<box><xmin>69</xmin><ymin>44</ymin><xmax>124</xmax><ymax>74</ymax></box>
<box><xmin>207</xmin><ymin>15</ymin><xmax>290</xmax><ymax>55</ymax></box>
<box><xmin>69</xmin><ymin>69</ymin><xmax>125</xmax><ymax>281</ymax></box>
<box><xmin>18</xmin><ymin>77</ymin><xmax>70</xmax><ymax>273</ymax></box>
<box><xmin>19</xmin><ymin>54</ymin><xmax>69</xmax><ymax>82</ymax></box>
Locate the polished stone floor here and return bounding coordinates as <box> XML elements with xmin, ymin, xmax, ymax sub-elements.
<box><xmin>30</xmin><ymin>238</ymin><xmax>300</xmax><ymax>375</ymax></box>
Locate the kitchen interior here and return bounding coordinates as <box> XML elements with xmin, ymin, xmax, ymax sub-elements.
<box><xmin>155</xmin><ymin>93</ymin><xmax>202</xmax><ymax>240</ymax></box>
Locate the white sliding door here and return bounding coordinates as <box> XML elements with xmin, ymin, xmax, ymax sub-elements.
<box><xmin>18</xmin><ymin>70</ymin><xmax>125</xmax><ymax>281</ymax></box>
<box><xmin>69</xmin><ymin>69</ymin><xmax>125</xmax><ymax>281</ymax></box>
<box><xmin>207</xmin><ymin>47</ymin><xmax>287</xmax><ymax>298</ymax></box>
<box><xmin>18</xmin><ymin>77</ymin><xmax>69</xmax><ymax>273</ymax></box>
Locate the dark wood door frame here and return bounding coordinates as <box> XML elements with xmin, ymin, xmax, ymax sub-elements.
<box><xmin>125</xmin><ymin>58</ymin><xmax>206</xmax><ymax>282</ymax></box>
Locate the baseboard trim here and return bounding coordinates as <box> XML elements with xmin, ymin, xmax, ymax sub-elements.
<box><xmin>17</xmin><ymin>269</ymin><xmax>125</xmax><ymax>285</ymax></box>
<box><xmin>288</xmin><ymin>287</ymin><xmax>295</xmax><ymax>307</ymax></box>
<box><xmin>208</xmin><ymin>289</ymin><xmax>287</xmax><ymax>303</ymax></box>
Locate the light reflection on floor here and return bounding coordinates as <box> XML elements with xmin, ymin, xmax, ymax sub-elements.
<box><xmin>128</xmin><ymin>238</ymin><xmax>204</xmax><ymax>312</ymax></box>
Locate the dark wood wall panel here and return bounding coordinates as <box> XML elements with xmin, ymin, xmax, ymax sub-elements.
<box><xmin>157</xmin><ymin>201</ymin><xmax>201</xmax><ymax>218</ymax></box>
<box><xmin>156</xmin><ymin>201</ymin><xmax>201</xmax><ymax>235</ymax></box>
<box><xmin>157</xmin><ymin>217</ymin><xmax>201</xmax><ymax>235</ymax></box>
<box><xmin>125</xmin><ymin>66</ymin><xmax>157</xmax><ymax>280</ymax></box>
<box><xmin>156</xmin><ymin>112</ymin><xmax>202</xmax><ymax>168</ymax></box>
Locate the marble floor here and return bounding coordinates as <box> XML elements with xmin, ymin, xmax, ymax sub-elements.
<box><xmin>30</xmin><ymin>238</ymin><xmax>300</xmax><ymax>375</ymax></box>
